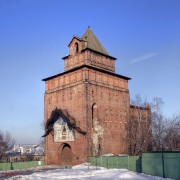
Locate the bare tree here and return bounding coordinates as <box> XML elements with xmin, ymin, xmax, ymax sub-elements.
<box><xmin>150</xmin><ymin>97</ymin><xmax>167</xmax><ymax>151</ymax></box>
<box><xmin>39</xmin><ymin>137</ymin><xmax>45</xmax><ymax>147</ymax></box>
<box><xmin>40</xmin><ymin>120</ymin><xmax>45</xmax><ymax>148</ymax></box>
<box><xmin>127</xmin><ymin>94</ymin><xmax>152</xmax><ymax>155</ymax></box>
<box><xmin>0</xmin><ymin>131</ymin><xmax>15</xmax><ymax>162</ymax></box>
<box><xmin>164</xmin><ymin>114</ymin><xmax>180</xmax><ymax>151</ymax></box>
<box><xmin>148</xmin><ymin>97</ymin><xmax>180</xmax><ymax>151</ymax></box>
<box><xmin>126</xmin><ymin>95</ymin><xmax>180</xmax><ymax>154</ymax></box>
<box><xmin>39</xmin><ymin>120</ymin><xmax>45</xmax><ymax>156</ymax></box>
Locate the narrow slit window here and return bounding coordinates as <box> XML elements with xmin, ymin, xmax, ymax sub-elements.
<box><xmin>75</xmin><ymin>42</ymin><xmax>79</xmax><ymax>53</ymax></box>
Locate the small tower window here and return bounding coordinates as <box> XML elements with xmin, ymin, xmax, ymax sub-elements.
<box><xmin>74</xmin><ymin>42</ymin><xmax>79</xmax><ymax>53</ymax></box>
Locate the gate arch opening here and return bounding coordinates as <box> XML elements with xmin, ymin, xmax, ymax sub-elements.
<box><xmin>61</xmin><ymin>143</ymin><xmax>73</xmax><ymax>164</ymax></box>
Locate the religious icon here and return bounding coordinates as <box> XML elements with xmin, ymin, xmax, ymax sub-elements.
<box><xmin>53</xmin><ymin>117</ymin><xmax>75</xmax><ymax>142</ymax></box>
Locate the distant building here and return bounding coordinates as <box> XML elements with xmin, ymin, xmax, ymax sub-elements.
<box><xmin>43</xmin><ymin>27</ymin><xmax>152</xmax><ymax>165</ymax></box>
<box><xmin>2</xmin><ymin>152</ymin><xmax>21</xmax><ymax>163</ymax></box>
<box><xmin>2</xmin><ymin>144</ymin><xmax>44</xmax><ymax>162</ymax></box>
<box><xmin>13</xmin><ymin>144</ymin><xmax>37</xmax><ymax>154</ymax></box>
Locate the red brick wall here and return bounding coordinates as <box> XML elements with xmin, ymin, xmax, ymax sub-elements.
<box><xmin>44</xmin><ymin>66</ymin><xmax>130</xmax><ymax>164</ymax></box>
<box><xmin>86</xmin><ymin>68</ymin><xmax>130</xmax><ymax>156</ymax></box>
<box><xmin>44</xmin><ymin>69</ymin><xmax>88</xmax><ymax>165</ymax></box>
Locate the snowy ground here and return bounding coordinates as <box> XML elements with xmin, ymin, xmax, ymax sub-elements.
<box><xmin>1</xmin><ymin>163</ymin><xmax>173</xmax><ymax>180</ymax></box>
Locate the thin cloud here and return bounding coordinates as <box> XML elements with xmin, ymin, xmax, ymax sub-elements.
<box><xmin>130</xmin><ymin>52</ymin><xmax>158</xmax><ymax>64</ymax></box>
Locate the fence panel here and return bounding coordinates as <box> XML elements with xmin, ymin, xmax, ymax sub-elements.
<box><xmin>128</xmin><ymin>156</ymin><xmax>141</xmax><ymax>173</ymax></box>
<box><xmin>106</xmin><ymin>156</ymin><xmax>117</xmax><ymax>169</ymax></box>
<box><xmin>89</xmin><ymin>152</ymin><xmax>180</xmax><ymax>179</ymax></box>
<box><xmin>88</xmin><ymin>156</ymin><xmax>140</xmax><ymax>172</ymax></box>
<box><xmin>164</xmin><ymin>153</ymin><xmax>180</xmax><ymax>179</ymax></box>
<box><xmin>142</xmin><ymin>152</ymin><xmax>180</xmax><ymax>180</ymax></box>
<box><xmin>100</xmin><ymin>157</ymin><xmax>108</xmax><ymax>168</ymax></box>
<box><xmin>96</xmin><ymin>156</ymin><xmax>103</xmax><ymax>167</ymax></box>
<box><xmin>0</xmin><ymin>161</ymin><xmax>44</xmax><ymax>171</ymax></box>
<box><xmin>117</xmin><ymin>156</ymin><xmax>128</xmax><ymax>169</ymax></box>
<box><xmin>88</xmin><ymin>157</ymin><xmax>96</xmax><ymax>165</ymax></box>
<box><xmin>142</xmin><ymin>153</ymin><xmax>163</xmax><ymax>177</ymax></box>
<box><xmin>0</xmin><ymin>162</ymin><xmax>11</xmax><ymax>171</ymax></box>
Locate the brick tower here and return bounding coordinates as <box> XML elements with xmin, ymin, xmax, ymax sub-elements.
<box><xmin>43</xmin><ymin>27</ymin><xmax>131</xmax><ymax>165</ymax></box>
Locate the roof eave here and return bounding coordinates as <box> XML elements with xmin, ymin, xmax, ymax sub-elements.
<box><xmin>62</xmin><ymin>55</ymin><xmax>70</xmax><ymax>60</ymax></box>
<box><xmin>68</xmin><ymin>36</ymin><xmax>86</xmax><ymax>47</ymax></box>
<box><xmin>81</xmin><ymin>48</ymin><xmax>116</xmax><ymax>60</ymax></box>
<box><xmin>42</xmin><ymin>65</ymin><xmax>130</xmax><ymax>81</ymax></box>
<box><xmin>62</xmin><ymin>48</ymin><xmax>116</xmax><ymax>60</ymax></box>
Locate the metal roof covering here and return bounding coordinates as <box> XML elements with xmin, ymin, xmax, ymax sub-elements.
<box><xmin>82</xmin><ymin>26</ymin><xmax>109</xmax><ymax>56</ymax></box>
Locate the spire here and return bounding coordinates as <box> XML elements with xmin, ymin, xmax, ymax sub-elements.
<box><xmin>82</xmin><ymin>27</ymin><xmax>109</xmax><ymax>55</ymax></box>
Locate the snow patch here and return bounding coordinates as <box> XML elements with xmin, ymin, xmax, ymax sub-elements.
<box><xmin>4</xmin><ymin>163</ymin><xmax>173</xmax><ymax>180</ymax></box>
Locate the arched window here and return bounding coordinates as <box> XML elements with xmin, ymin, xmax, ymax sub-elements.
<box><xmin>74</xmin><ymin>42</ymin><xmax>79</xmax><ymax>53</ymax></box>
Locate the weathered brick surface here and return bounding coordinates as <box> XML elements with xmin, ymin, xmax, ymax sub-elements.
<box><xmin>43</xmin><ymin>34</ymin><xmax>151</xmax><ymax>165</ymax></box>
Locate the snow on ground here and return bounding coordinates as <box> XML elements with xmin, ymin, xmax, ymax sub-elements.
<box><xmin>4</xmin><ymin>163</ymin><xmax>173</xmax><ymax>180</ymax></box>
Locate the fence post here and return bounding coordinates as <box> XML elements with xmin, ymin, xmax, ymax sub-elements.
<box><xmin>95</xmin><ymin>157</ymin><xmax>97</xmax><ymax>170</ymax></box>
<box><xmin>101</xmin><ymin>156</ymin><xmax>102</xmax><ymax>167</ymax></box>
<box><xmin>10</xmin><ymin>162</ymin><xmax>13</xmax><ymax>170</ymax></box>
<box><xmin>162</xmin><ymin>151</ymin><xmax>165</xmax><ymax>178</ymax></box>
<box><xmin>128</xmin><ymin>155</ymin><xmax>129</xmax><ymax>170</ymax></box>
<box><xmin>116</xmin><ymin>156</ymin><xmax>118</xmax><ymax>168</ymax></box>
<box><xmin>139</xmin><ymin>156</ymin><xmax>142</xmax><ymax>173</ymax></box>
<box><xmin>107</xmin><ymin>157</ymin><xmax>108</xmax><ymax>169</ymax></box>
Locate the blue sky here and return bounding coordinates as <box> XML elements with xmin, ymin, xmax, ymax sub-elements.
<box><xmin>0</xmin><ymin>0</ymin><xmax>180</xmax><ymax>144</ymax></box>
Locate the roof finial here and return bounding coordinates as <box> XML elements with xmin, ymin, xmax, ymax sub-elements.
<box><xmin>88</xmin><ymin>25</ymin><xmax>91</xmax><ymax>29</ymax></box>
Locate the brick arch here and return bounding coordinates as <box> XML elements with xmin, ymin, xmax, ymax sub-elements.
<box><xmin>60</xmin><ymin>143</ymin><xmax>73</xmax><ymax>164</ymax></box>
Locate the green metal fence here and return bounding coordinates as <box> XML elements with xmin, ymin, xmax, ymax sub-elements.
<box><xmin>0</xmin><ymin>161</ymin><xmax>44</xmax><ymax>171</ymax></box>
<box><xmin>88</xmin><ymin>155</ymin><xmax>141</xmax><ymax>172</ymax></box>
<box><xmin>142</xmin><ymin>152</ymin><xmax>180</xmax><ymax>180</ymax></box>
<box><xmin>88</xmin><ymin>152</ymin><xmax>180</xmax><ymax>180</ymax></box>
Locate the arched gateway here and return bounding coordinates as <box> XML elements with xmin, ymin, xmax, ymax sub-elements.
<box><xmin>43</xmin><ymin>110</ymin><xmax>83</xmax><ymax>164</ymax></box>
<box><xmin>61</xmin><ymin>143</ymin><xmax>72</xmax><ymax>164</ymax></box>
